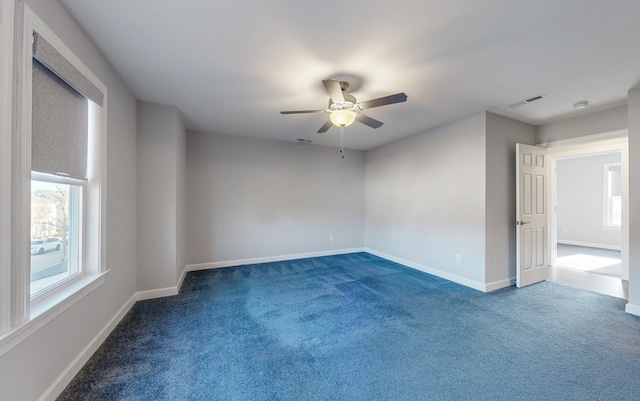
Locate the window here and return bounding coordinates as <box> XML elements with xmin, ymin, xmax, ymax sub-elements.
<box><xmin>29</xmin><ymin>50</ymin><xmax>93</xmax><ymax>297</ymax></box>
<box><xmin>30</xmin><ymin>179</ymin><xmax>81</xmax><ymax>296</ymax></box>
<box><xmin>23</xmin><ymin>11</ymin><xmax>106</xmax><ymax>303</ymax></box>
<box><xmin>0</xmin><ymin>4</ymin><xmax>107</xmax><ymax>348</ymax></box>
<box><xmin>603</xmin><ymin>162</ymin><xmax>621</xmax><ymax>228</ymax></box>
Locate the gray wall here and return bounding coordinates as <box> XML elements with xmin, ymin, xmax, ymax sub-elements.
<box><xmin>536</xmin><ymin>105</ymin><xmax>627</xmax><ymax>144</ymax></box>
<box><xmin>0</xmin><ymin>1</ymin><xmax>138</xmax><ymax>400</ymax></box>
<box><xmin>137</xmin><ymin>101</ymin><xmax>186</xmax><ymax>291</ymax></box>
<box><xmin>485</xmin><ymin>113</ymin><xmax>537</xmax><ymax>284</ymax></box>
<box><xmin>628</xmin><ymin>87</ymin><xmax>640</xmax><ymax>312</ymax></box>
<box><xmin>556</xmin><ymin>153</ymin><xmax>621</xmax><ymax>248</ymax></box>
<box><xmin>186</xmin><ymin>132</ymin><xmax>365</xmax><ymax>265</ymax></box>
<box><xmin>364</xmin><ymin>113</ymin><xmax>487</xmax><ymax>285</ymax></box>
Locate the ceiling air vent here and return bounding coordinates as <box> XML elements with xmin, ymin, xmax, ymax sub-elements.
<box><xmin>296</xmin><ymin>138</ymin><xmax>312</xmax><ymax>144</ymax></box>
<box><xmin>508</xmin><ymin>94</ymin><xmax>547</xmax><ymax>109</ymax></box>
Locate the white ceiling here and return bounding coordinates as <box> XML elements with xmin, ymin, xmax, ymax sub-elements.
<box><xmin>61</xmin><ymin>0</ymin><xmax>640</xmax><ymax>150</ymax></box>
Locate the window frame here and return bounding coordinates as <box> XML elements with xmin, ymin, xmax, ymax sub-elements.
<box><xmin>0</xmin><ymin>0</ymin><xmax>16</xmax><ymax>336</ymax></box>
<box><xmin>0</xmin><ymin>3</ymin><xmax>109</xmax><ymax>356</ymax></box>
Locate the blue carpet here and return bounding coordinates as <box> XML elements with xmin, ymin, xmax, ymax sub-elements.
<box><xmin>58</xmin><ymin>253</ymin><xmax>640</xmax><ymax>400</ymax></box>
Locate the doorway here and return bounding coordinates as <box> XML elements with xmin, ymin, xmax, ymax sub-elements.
<box><xmin>546</xmin><ymin>137</ymin><xmax>629</xmax><ymax>299</ymax></box>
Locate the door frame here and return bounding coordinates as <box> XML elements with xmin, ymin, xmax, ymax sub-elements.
<box><xmin>540</xmin><ymin>130</ymin><xmax>629</xmax><ymax>281</ymax></box>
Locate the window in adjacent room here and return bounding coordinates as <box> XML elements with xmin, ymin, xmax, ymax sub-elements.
<box><xmin>603</xmin><ymin>162</ymin><xmax>621</xmax><ymax>228</ymax></box>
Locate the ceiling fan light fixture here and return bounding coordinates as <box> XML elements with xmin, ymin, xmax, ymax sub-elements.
<box><xmin>330</xmin><ymin>109</ymin><xmax>356</xmax><ymax>127</ymax></box>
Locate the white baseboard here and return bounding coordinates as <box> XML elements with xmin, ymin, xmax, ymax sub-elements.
<box><xmin>364</xmin><ymin>248</ymin><xmax>504</xmax><ymax>292</ymax></box>
<box><xmin>137</xmin><ymin>249</ymin><xmax>367</xmax><ymax>300</ymax></box>
<box><xmin>39</xmin><ymin>293</ymin><xmax>137</xmax><ymax>401</ymax></box>
<box><xmin>176</xmin><ymin>264</ymin><xmax>188</xmax><ymax>293</ymax></box>
<box><xmin>557</xmin><ymin>240</ymin><xmax>621</xmax><ymax>251</ymax></box>
<box><xmin>136</xmin><ymin>286</ymin><xmax>179</xmax><ymax>301</ymax></box>
<box><xmin>186</xmin><ymin>247</ymin><xmax>366</xmax><ymax>272</ymax></box>
<box><xmin>625</xmin><ymin>302</ymin><xmax>640</xmax><ymax>316</ymax></box>
<box><xmin>485</xmin><ymin>277</ymin><xmax>516</xmax><ymax>292</ymax></box>
<box><xmin>136</xmin><ymin>265</ymin><xmax>189</xmax><ymax>301</ymax></box>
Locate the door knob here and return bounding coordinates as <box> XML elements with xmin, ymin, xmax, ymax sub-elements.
<box><xmin>515</xmin><ymin>220</ymin><xmax>530</xmax><ymax>225</ymax></box>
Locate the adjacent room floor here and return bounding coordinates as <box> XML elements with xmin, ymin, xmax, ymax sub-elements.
<box><xmin>556</xmin><ymin>244</ymin><xmax>621</xmax><ymax>277</ymax></box>
<box><xmin>549</xmin><ymin>244</ymin><xmax>627</xmax><ymax>299</ymax></box>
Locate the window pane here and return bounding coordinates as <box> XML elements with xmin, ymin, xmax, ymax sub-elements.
<box><xmin>608</xmin><ymin>167</ymin><xmax>621</xmax><ymax>196</ymax></box>
<box><xmin>603</xmin><ymin>163</ymin><xmax>622</xmax><ymax>228</ymax></box>
<box><xmin>30</xmin><ymin>180</ymin><xmax>81</xmax><ymax>296</ymax></box>
<box><xmin>610</xmin><ymin>196</ymin><xmax>622</xmax><ymax>227</ymax></box>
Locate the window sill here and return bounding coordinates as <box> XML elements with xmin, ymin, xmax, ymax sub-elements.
<box><xmin>0</xmin><ymin>270</ymin><xmax>109</xmax><ymax>358</ymax></box>
<box><xmin>602</xmin><ymin>225</ymin><xmax>621</xmax><ymax>231</ymax></box>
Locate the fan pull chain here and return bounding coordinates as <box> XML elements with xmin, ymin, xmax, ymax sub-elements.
<box><xmin>339</xmin><ymin>127</ymin><xmax>345</xmax><ymax>159</ymax></box>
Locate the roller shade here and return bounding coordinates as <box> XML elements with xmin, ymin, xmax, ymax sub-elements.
<box><xmin>33</xmin><ymin>32</ymin><xmax>103</xmax><ymax>106</ymax></box>
<box><xmin>32</xmin><ymin>59</ymin><xmax>88</xmax><ymax>180</ymax></box>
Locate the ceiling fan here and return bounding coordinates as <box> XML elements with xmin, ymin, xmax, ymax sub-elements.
<box><xmin>280</xmin><ymin>80</ymin><xmax>408</xmax><ymax>133</ymax></box>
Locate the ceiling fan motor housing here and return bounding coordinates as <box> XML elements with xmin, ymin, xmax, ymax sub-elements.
<box><xmin>328</xmin><ymin>94</ymin><xmax>358</xmax><ymax>112</ymax></box>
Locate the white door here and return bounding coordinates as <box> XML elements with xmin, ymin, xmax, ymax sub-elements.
<box><xmin>516</xmin><ymin>143</ymin><xmax>548</xmax><ymax>287</ymax></box>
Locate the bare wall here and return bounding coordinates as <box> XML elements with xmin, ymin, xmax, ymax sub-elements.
<box><xmin>364</xmin><ymin>113</ymin><xmax>487</xmax><ymax>286</ymax></box>
<box><xmin>137</xmin><ymin>101</ymin><xmax>185</xmax><ymax>291</ymax></box>
<box><xmin>485</xmin><ymin>113</ymin><xmax>537</xmax><ymax>284</ymax></box>
<box><xmin>537</xmin><ymin>104</ymin><xmax>627</xmax><ymax>144</ymax></box>
<box><xmin>186</xmin><ymin>132</ymin><xmax>365</xmax><ymax>265</ymax></box>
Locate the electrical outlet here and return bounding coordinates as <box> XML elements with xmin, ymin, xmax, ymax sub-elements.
<box><xmin>329</xmin><ymin>235</ymin><xmax>334</xmax><ymax>242</ymax></box>
<box><xmin>456</xmin><ymin>254</ymin><xmax>462</xmax><ymax>263</ymax></box>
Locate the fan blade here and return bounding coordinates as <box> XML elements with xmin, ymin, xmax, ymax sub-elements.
<box><xmin>317</xmin><ymin>120</ymin><xmax>333</xmax><ymax>133</ymax></box>
<box><xmin>280</xmin><ymin>109</ymin><xmax>325</xmax><ymax>114</ymax></box>
<box><xmin>322</xmin><ymin>80</ymin><xmax>345</xmax><ymax>103</ymax></box>
<box><xmin>356</xmin><ymin>113</ymin><xmax>383</xmax><ymax>129</ymax></box>
<box><xmin>358</xmin><ymin>93</ymin><xmax>407</xmax><ymax>110</ymax></box>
